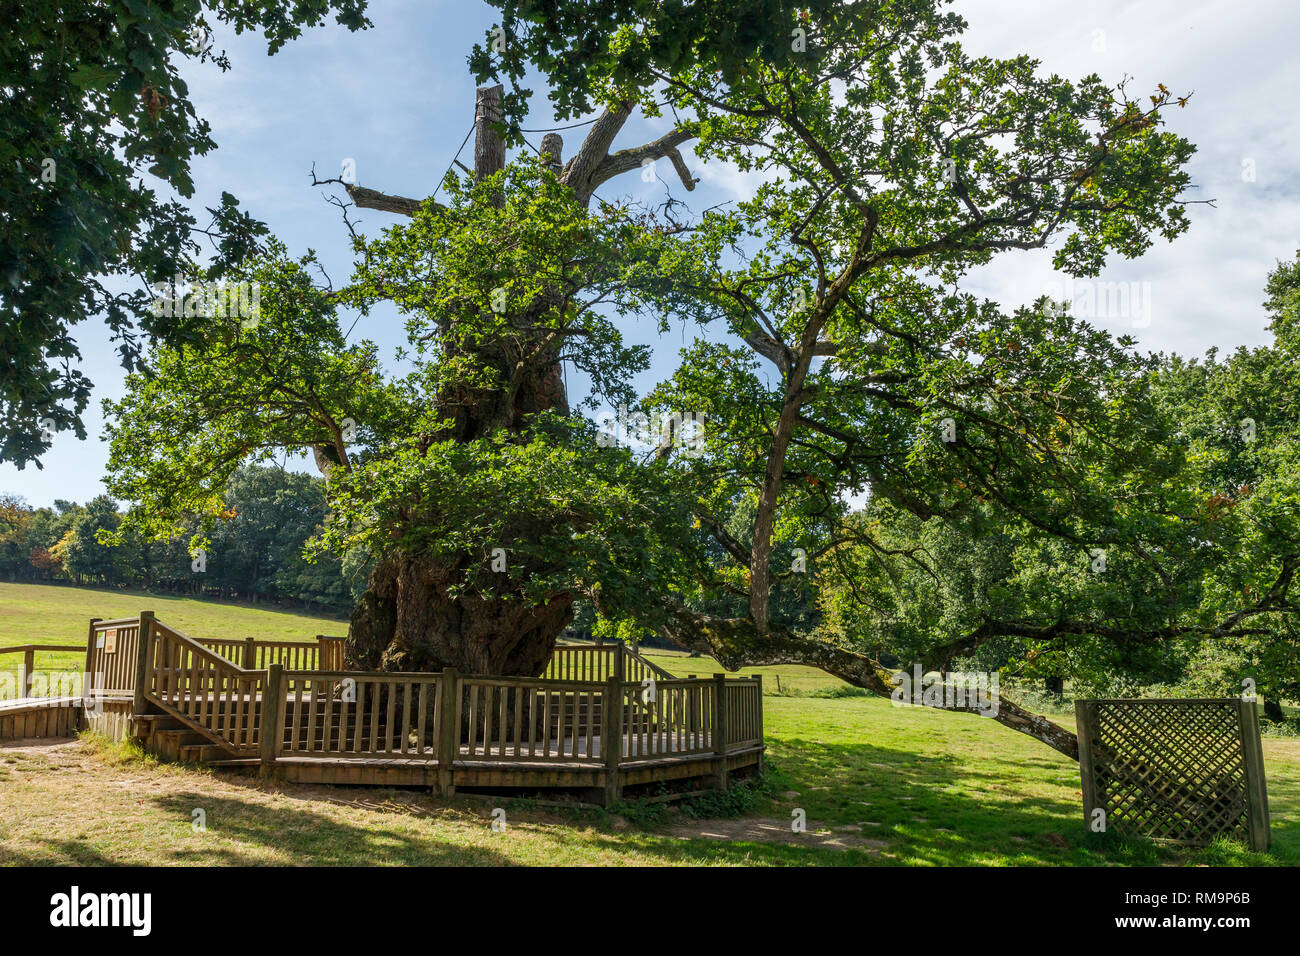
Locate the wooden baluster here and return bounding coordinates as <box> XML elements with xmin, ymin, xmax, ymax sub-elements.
<box><xmin>417</xmin><ymin>682</ymin><xmax>430</xmax><ymax>756</ymax></box>
<box><xmin>335</xmin><ymin>681</ymin><xmax>351</xmax><ymax>754</ymax></box>
<box><xmin>482</xmin><ymin>684</ymin><xmax>495</xmax><ymax>757</ymax></box>
<box><xmin>496</xmin><ymin>686</ymin><xmax>507</xmax><ymax>759</ymax></box>
<box><xmin>323</xmin><ymin>676</ymin><xmax>337</xmax><ymax>753</ymax></box>
<box><xmin>511</xmin><ymin>686</ymin><xmax>523</xmax><ymax>758</ymax></box>
<box><xmin>527</xmin><ymin>687</ymin><xmax>537</xmax><ymax>757</ymax></box>
<box><xmin>305</xmin><ymin>676</ymin><xmax>319</xmax><ymax>754</ymax></box>
<box><xmin>369</xmin><ymin>682</ymin><xmax>382</xmax><ymax>754</ymax></box>
<box><xmin>353</xmin><ymin>681</ymin><xmax>367</xmax><ymax>752</ymax></box>
<box><xmin>402</xmin><ymin>682</ymin><xmax>414</xmax><ymax>754</ymax></box>
<box><xmin>290</xmin><ymin>679</ymin><xmax>303</xmax><ymax>752</ymax></box>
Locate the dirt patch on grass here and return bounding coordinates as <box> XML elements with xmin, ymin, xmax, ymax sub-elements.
<box><xmin>668</xmin><ymin>816</ymin><xmax>888</xmax><ymax>852</ymax></box>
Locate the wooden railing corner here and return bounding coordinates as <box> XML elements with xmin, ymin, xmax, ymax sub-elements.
<box><xmin>260</xmin><ymin>662</ymin><xmax>285</xmax><ymax>776</ymax></box>
<box><xmin>713</xmin><ymin>673</ymin><xmax>729</xmax><ymax>790</ymax></box>
<box><xmin>437</xmin><ymin>668</ymin><xmax>459</xmax><ymax>797</ymax></box>
<box><xmin>602</xmin><ymin>674</ymin><xmax>622</xmax><ymax>806</ymax></box>
<box><xmin>82</xmin><ymin>617</ymin><xmax>100</xmax><ymax>700</ymax></box>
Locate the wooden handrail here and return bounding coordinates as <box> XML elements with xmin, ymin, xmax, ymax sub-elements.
<box><xmin>154</xmin><ymin>621</ymin><xmax>253</xmax><ymax>672</ymax></box>
<box><xmin>147</xmin><ymin>620</ymin><xmax>266</xmax><ymax>753</ymax></box>
<box><xmin>624</xmin><ymin>645</ymin><xmax>673</xmax><ymax>682</ymax></box>
<box><xmin>91</xmin><ymin>616</ymin><xmax>142</xmax><ymax>629</ymax></box>
<box><xmin>0</xmin><ymin>644</ymin><xmax>75</xmax><ymax>655</ymax></box>
<box><xmin>1</xmin><ymin>644</ymin><xmax>83</xmax><ymax>700</ymax></box>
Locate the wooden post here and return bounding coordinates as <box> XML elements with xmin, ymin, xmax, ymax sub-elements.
<box><xmin>20</xmin><ymin>647</ymin><xmax>33</xmax><ymax>700</ymax></box>
<box><xmin>475</xmin><ymin>84</ymin><xmax>505</xmax><ymax>203</ymax></box>
<box><xmin>1074</xmin><ymin>700</ymin><xmax>1100</xmax><ymax>832</ymax></box>
<box><xmin>81</xmin><ymin>617</ymin><xmax>101</xmax><ymax>729</ymax></box>
<box><xmin>82</xmin><ymin>617</ymin><xmax>100</xmax><ymax>698</ymax></box>
<box><xmin>713</xmin><ymin>673</ymin><xmax>729</xmax><ymax>792</ymax></box>
<box><xmin>132</xmin><ymin>611</ymin><xmax>156</xmax><ymax>718</ymax></box>
<box><xmin>259</xmin><ymin>663</ymin><xmax>284</xmax><ymax>778</ymax></box>
<box><xmin>614</xmin><ymin>643</ymin><xmax>625</xmax><ymax>682</ymax></box>
<box><xmin>241</xmin><ymin>637</ymin><xmax>256</xmax><ymax>670</ymax></box>
<box><xmin>1238</xmin><ymin>697</ymin><xmax>1271</xmax><ymax>852</ymax></box>
<box><xmin>754</xmin><ymin>674</ymin><xmax>765</xmax><ymax>774</ymax></box>
<box><xmin>436</xmin><ymin>668</ymin><xmax>459</xmax><ymax>797</ymax></box>
<box><xmin>602</xmin><ymin>675</ymin><xmax>622</xmax><ymax>807</ymax></box>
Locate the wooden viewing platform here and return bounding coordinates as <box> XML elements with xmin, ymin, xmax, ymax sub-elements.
<box><xmin>1</xmin><ymin>613</ymin><xmax>764</xmax><ymax>804</ymax></box>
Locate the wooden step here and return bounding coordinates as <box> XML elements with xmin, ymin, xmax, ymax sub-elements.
<box><xmin>147</xmin><ymin>728</ymin><xmax>210</xmax><ymax>761</ymax></box>
<box><xmin>130</xmin><ymin>712</ymin><xmax>187</xmax><ymax>736</ymax></box>
<box><xmin>177</xmin><ymin>742</ymin><xmax>241</xmax><ymax>764</ymax></box>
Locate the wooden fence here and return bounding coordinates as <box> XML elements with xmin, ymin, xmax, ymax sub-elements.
<box><xmin>1075</xmin><ymin>698</ymin><xmax>1270</xmax><ymax>851</ymax></box>
<box><xmin>543</xmin><ymin>643</ymin><xmax>672</xmax><ymax>685</ymax></box>
<box><xmin>50</xmin><ymin>612</ymin><xmax>766</xmax><ymax>801</ymax></box>
<box><xmin>0</xmin><ymin>643</ymin><xmax>82</xmax><ymax>700</ymax></box>
<box><xmin>268</xmin><ymin>671</ymin><xmax>759</xmax><ymax>766</ymax></box>
<box><xmin>196</xmin><ymin>635</ymin><xmax>345</xmax><ymax>671</ymax></box>
<box><xmin>277</xmin><ymin>672</ymin><xmax>443</xmax><ymax>758</ymax></box>
<box><xmin>85</xmin><ymin>617</ymin><xmax>142</xmax><ymax>699</ymax></box>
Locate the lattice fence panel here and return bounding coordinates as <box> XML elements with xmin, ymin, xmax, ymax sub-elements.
<box><xmin>1075</xmin><ymin>699</ymin><xmax>1269</xmax><ymax>851</ymax></box>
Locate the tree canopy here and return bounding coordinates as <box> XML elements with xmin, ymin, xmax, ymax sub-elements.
<box><xmin>97</xmin><ymin>0</ymin><xmax>1300</xmax><ymax>753</ymax></box>
<box><xmin>1</xmin><ymin>0</ymin><xmax>370</xmax><ymax>466</ymax></box>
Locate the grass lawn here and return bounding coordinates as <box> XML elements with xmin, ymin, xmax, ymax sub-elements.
<box><xmin>0</xmin><ymin>583</ymin><xmax>1296</xmax><ymax>865</ymax></box>
<box><xmin>0</xmin><ymin>582</ymin><xmax>347</xmax><ymax>687</ymax></box>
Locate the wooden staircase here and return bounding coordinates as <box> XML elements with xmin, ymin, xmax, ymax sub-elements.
<box><xmin>130</xmin><ymin>712</ymin><xmax>258</xmax><ymax>766</ymax></box>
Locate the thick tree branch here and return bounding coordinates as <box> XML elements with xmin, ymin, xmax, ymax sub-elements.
<box><xmin>569</xmin><ymin>120</ymin><xmax>699</xmax><ymax>204</ymax></box>
<box><xmin>651</xmin><ymin>599</ymin><xmax>1080</xmax><ymax>759</ymax></box>
<box><xmin>344</xmin><ymin>184</ymin><xmax>427</xmax><ymax>218</ymax></box>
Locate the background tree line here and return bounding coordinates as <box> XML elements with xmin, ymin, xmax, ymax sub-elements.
<box><xmin>0</xmin><ymin>466</ymin><xmax>360</xmax><ymax>614</ymax></box>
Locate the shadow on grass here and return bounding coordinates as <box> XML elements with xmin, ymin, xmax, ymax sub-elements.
<box><xmin>3</xmin><ymin>790</ymin><xmax>514</xmax><ymax>867</ymax></box>
<box><xmin>611</xmin><ymin>736</ymin><xmax>1300</xmax><ymax>867</ymax></box>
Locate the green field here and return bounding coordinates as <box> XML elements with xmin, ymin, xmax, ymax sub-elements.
<box><xmin>0</xmin><ymin>582</ymin><xmax>347</xmax><ymax>687</ymax></box>
<box><xmin>0</xmin><ymin>583</ymin><xmax>1296</xmax><ymax>865</ymax></box>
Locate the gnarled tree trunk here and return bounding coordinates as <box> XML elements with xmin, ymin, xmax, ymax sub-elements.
<box><xmin>347</xmin><ymin>552</ymin><xmax>572</xmax><ymax>676</ymax></box>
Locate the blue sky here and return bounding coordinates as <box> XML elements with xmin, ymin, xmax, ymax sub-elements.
<box><xmin>7</xmin><ymin>0</ymin><xmax>1300</xmax><ymax>506</ymax></box>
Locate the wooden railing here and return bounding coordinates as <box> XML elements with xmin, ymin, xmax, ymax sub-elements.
<box><xmin>261</xmin><ymin>672</ymin><xmax>752</xmax><ymax>767</ymax></box>
<box><xmin>278</xmin><ymin>672</ymin><xmax>443</xmax><ymax>758</ymax></box>
<box><xmin>146</xmin><ymin>619</ymin><xmax>265</xmax><ymax>753</ymax></box>
<box><xmin>621</xmin><ymin>678</ymin><xmax>716</xmax><ymax>758</ymax></box>
<box><xmin>459</xmin><ymin>677</ymin><xmax>607</xmax><ymax>761</ymax></box>
<box><xmin>544</xmin><ymin>645</ymin><xmax>618</xmax><ymax>681</ymax></box>
<box><xmin>85</xmin><ymin>617</ymin><xmax>142</xmax><ymax>699</ymax></box>
<box><xmin>195</xmin><ymin>634</ymin><xmax>345</xmax><ymax>671</ymax></box>
<box><xmin>0</xmin><ymin>644</ymin><xmax>82</xmax><ymax>700</ymax></box>
<box><xmin>723</xmin><ymin>677</ymin><xmax>763</xmax><ymax>749</ymax></box>
<box><xmin>543</xmin><ymin>643</ymin><xmax>673</xmax><ymax>685</ymax></box>
<box><xmin>79</xmin><ymin>612</ymin><xmax>764</xmax><ymax>798</ymax></box>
